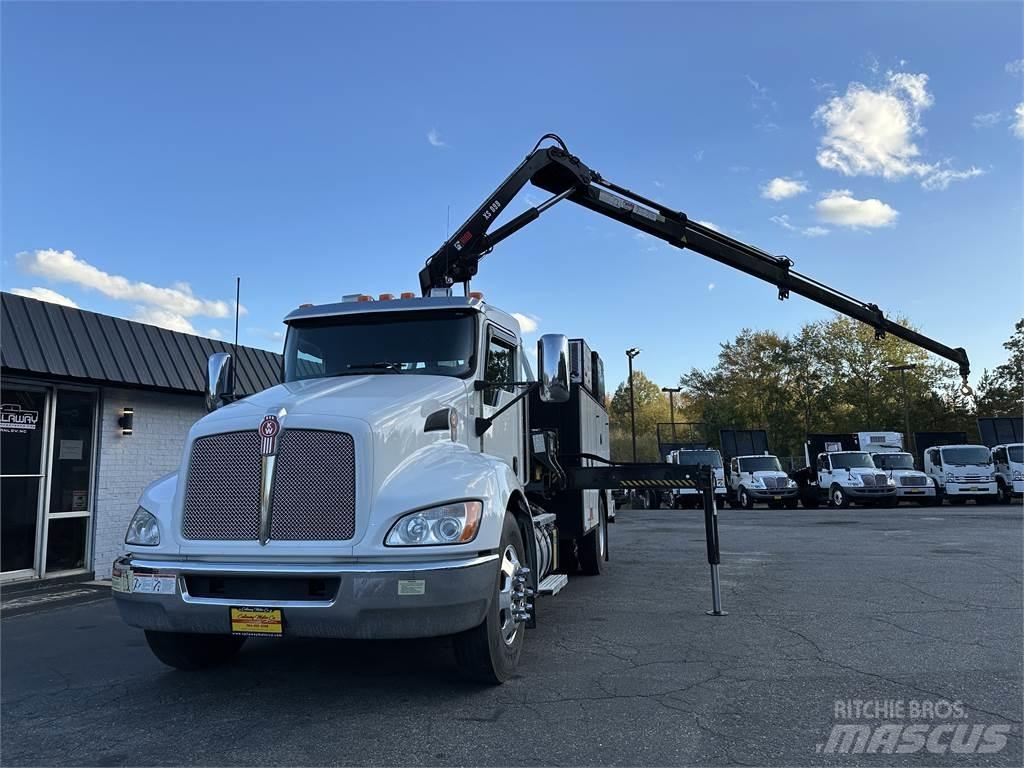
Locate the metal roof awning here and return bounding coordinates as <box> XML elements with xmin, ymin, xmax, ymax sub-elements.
<box><xmin>1</xmin><ymin>292</ymin><xmax>281</xmax><ymax>396</ymax></box>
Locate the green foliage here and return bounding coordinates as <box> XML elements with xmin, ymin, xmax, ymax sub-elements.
<box><xmin>975</xmin><ymin>319</ymin><xmax>1024</xmax><ymax>416</ymax></box>
<box><xmin>608</xmin><ymin>370</ymin><xmax>682</xmax><ymax>462</ymax></box>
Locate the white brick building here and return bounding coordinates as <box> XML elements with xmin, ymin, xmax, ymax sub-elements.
<box><xmin>1</xmin><ymin>292</ymin><xmax>280</xmax><ymax>583</ymax></box>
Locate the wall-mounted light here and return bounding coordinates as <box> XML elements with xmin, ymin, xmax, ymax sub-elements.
<box><xmin>118</xmin><ymin>407</ymin><xmax>134</xmax><ymax>436</ymax></box>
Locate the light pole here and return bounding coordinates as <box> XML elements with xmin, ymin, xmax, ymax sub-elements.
<box><xmin>662</xmin><ymin>386</ymin><xmax>681</xmax><ymax>442</ymax></box>
<box><xmin>887</xmin><ymin>363</ymin><xmax>918</xmax><ymax>457</ymax></box>
<box><xmin>626</xmin><ymin>348</ymin><xmax>641</xmax><ymax>463</ymax></box>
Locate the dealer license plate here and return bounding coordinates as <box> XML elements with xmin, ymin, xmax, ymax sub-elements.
<box><xmin>230</xmin><ymin>607</ymin><xmax>283</xmax><ymax>637</ymax></box>
<box><xmin>905</xmin><ymin>489</ymin><xmax>924</xmax><ymax>495</ymax></box>
<box><xmin>773</xmin><ymin>495</ymin><xmax>782</xmax><ymax>501</ymax></box>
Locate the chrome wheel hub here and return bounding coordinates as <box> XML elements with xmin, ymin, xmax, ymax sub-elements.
<box><xmin>497</xmin><ymin>544</ymin><xmax>533</xmax><ymax>646</ymax></box>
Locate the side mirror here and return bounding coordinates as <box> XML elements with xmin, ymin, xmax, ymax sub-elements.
<box><xmin>537</xmin><ymin>334</ymin><xmax>570</xmax><ymax>403</ymax></box>
<box><xmin>205</xmin><ymin>352</ymin><xmax>235</xmax><ymax>412</ymax></box>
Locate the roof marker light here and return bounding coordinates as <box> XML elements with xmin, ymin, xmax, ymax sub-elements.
<box><xmin>400</xmin><ymin>292</ymin><xmax>416</xmax><ymax>299</ymax></box>
<box><xmin>298</xmin><ymin>303</ymin><xmax>314</xmax><ymax>308</ymax></box>
<box><xmin>379</xmin><ymin>293</ymin><xmax>394</xmax><ymax>301</ymax></box>
<box><xmin>469</xmin><ymin>291</ymin><xmax>484</xmax><ymax>301</ymax></box>
<box><xmin>357</xmin><ymin>294</ymin><xmax>373</xmax><ymax>302</ymax></box>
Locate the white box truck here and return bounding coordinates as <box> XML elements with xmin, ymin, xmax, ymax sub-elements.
<box><xmin>922</xmin><ymin>444</ymin><xmax>998</xmax><ymax>504</ymax></box>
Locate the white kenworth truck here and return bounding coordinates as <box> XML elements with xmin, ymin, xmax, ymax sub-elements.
<box><xmin>857</xmin><ymin>430</ymin><xmax>936</xmax><ymax>505</ymax></box>
<box><xmin>113</xmin><ymin>134</ymin><xmax>976</xmax><ymax>681</ymax></box>
<box><xmin>792</xmin><ymin>434</ymin><xmax>898</xmax><ymax>508</ymax></box>
<box><xmin>113</xmin><ymin>294</ymin><xmax>628</xmax><ymax>682</ymax></box>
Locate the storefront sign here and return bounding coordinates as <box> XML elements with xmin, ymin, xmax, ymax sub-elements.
<box><xmin>0</xmin><ymin>403</ymin><xmax>39</xmax><ymax>433</ymax></box>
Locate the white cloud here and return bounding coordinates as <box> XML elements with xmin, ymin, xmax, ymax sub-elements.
<box><xmin>696</xmin><ymin>220</ymin><xmax>722</xmax><ymax>232</ymax></box>
<box><xmin>133</xmin><ymin>306</ymin><xmax>197</xmax><ymax>334</ymax></box>
<box><xmin>427</xmin><ymin>128</ymin><xmax>446</xmax><ymax>147</ymax></box>
<box><xmin>1014</xmin><ymin>103</ymin><xmax>1024</xmax><ymax>139</ymax></box>
<box><xmin>15</xmin><ymin>249</ymin><xmax>239</xmax><ymax>319</ymax></box>
<box><xmin>707</xmin><ymin>283</ymin><xmax>715</xmax><ymax>292</ymax></box>
<box><xmin>207</xmin><ymin>328</ymin><xmax>224</xmax><ymax>340</ymax></box>
<box><xmin>10</xmin><ymin>287</ymin><xmax>78</xmax><ymax>308</ymax></box>
<box><xmin>694</xmin><ymin>149</ymin><xmax>704</xmax><ymax>162</ymax></box>
<box><xmin>920</xmin><ymin>166</ymin><xmax>985</xmax><ymax>191</ymax></box>
<box><xmin>761</xmin><ymin>177</ymin><xmax>809</xmax><ymax>200</ymax></box>
<box><xmin>972</xmin><ymin>111</ymin><xmax>1003</xmax><ymax>129</ymax></box>
<box><xmin>652</xmin><ymin>180</ymin><xmax>665</xmax><ymax>188</ymax></box>
<box><xmin>746</xmin><ymin>74</ymin><xmax>780</xmax><ymax>131</ymax></box>
<box><xmin>813</xmin><ymin>190</ymin><xmax>898</xmax><ymax>228</ymax></box>
<box><xmin>1006</xmin><ymin>59</ymin><xmax>1024</xmax><ymax>76</ymax></box>
<box><xmin>814</xmin><ymin>71</ymin><xmax>981</xmax><ymax>191</ymax></box>
<box><xmin>770</xmin><ymin>214</ymin><xmax>829</xmax><ymax>237</ymax></box>
<box><xmin>511</xmin><ymin>312</ymin><xmax>539</xmax><ymax>334</ymax></box>
<box><xmin>250</xmin><ymin>327</ymin><xmax>285</xmax><ymax>342</ymax></box>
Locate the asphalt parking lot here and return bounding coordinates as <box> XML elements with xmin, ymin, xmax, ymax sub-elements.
<box><xmin>3</xmin><ymin>503</ymin><xmax>1021</xmax><ymax>767</ymax></box>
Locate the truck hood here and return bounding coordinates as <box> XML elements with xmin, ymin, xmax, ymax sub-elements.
<box><xmin>884</xmin><ymin>468</ymin><xmax>928</xmax><ymax>479</ymax></box>
<box><xmin>751</xmin><ymin>470</ymin><xmax>789</xmax><ymax>481</ymax></box>
<box><xmin>202</xmin><ymin>374</ymin><xmax>469</xmax><ymax>429</ymax></box>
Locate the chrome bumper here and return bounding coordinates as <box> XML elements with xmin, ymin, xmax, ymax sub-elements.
<box><xmin>895</xmin><ymin>486</ymin><xmax>935</xmax><ymax>498</ymax></box>
<box><xmin>747</xmin><ymin>487</ymin><xmax>799</xmax><ymax>500</ymax></box>
<box><xmin>112</xmin><ymin>554</ymin><xmax>497</xmax><ymax>640</ymax></box>
<box><xmin>845</xmin><ymin>486</ymin><xmax>897</xmax><ymax>499</ymax></box>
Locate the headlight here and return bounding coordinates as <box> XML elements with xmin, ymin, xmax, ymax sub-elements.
<box><xmin>1013</xmin><ymin>471</ymin><xmax>1023</xmax><ymax>481</ymax></box>
<box><xmin>125</xmin><ymin>507</ymin><xmax>160</xmax><ymax>546</ymax></box>
<box><xmin>787</xmin><ymin>479</ymin><xmax>797</xmax><ymax>488</ymax></box>
<box><xmin>945</xmin><ymin>472</ymin><xmax>954</xmax><ymax>481</ymax></box>
<box><xmin>385</xmin><ymin>501</ymin><xmax>483</xmax><ymax>546</ymax></box>
<box><xmin>887</xmin><ymin>477</ymin><xmax>896</xmax><ymax>486</ymax></box>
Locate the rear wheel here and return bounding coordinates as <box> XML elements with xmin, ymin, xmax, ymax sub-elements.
<box><xmin>453</xmin><ymin>513</ymin><xmax>527</xmax><ymax>684</ymax></box>
<box><xmin>144</xmin><ymin>631</ymin><xmax>246</xmax><ymax>671</ymax></box>
<box><xmin>578</xmin><ymin>500</ymin><xmax>608</xmax><ymax>576</ymax></box>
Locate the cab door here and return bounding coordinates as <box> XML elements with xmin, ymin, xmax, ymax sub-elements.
<box><xmin>817</xmin><ymin>454</ymin><xmax>830</xmax><ymax>486</ymax></box>
<box><xmin>480</xmin><ymin>325</ymin><xmax>523</xmax><ymax>480</ymax></box>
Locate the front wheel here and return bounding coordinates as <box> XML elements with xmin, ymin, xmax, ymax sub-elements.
<box><xmin>784</xmin><ymin>498</ymin><xmax>799</xmax><ymax>510</ymax></box>
<box><xmin>830</xmin><ymin>485</ymin><xmax>850</xmax><ymax>509</ymax></box>
<box><xmin>144</xmin><ymin>631</ymin><xmax>246</xmax><ymax>671</ymax></box>
<box><xmin>739</xmin><ymin>487</ymin><xmax>754</xmax><ymax>510</ymax></box>
<box><xmin>453</xmin><ymin>513</ymin><xmax>527</xmax><ymax>684</ymax></box>
<box><xmin>998</xmin><ymin>482</ymin><xmax>1013</xmax><ymax>505</ymax></box>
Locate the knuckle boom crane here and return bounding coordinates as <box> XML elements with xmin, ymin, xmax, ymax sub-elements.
<box><xmin>419</xmin><ymin>133</ymin><xmax>972</xmax><ymax>393</ymax></box>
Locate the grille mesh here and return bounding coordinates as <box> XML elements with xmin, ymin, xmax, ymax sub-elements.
<box><xmin>183</xmin><ymin>432</ymin><xmax>261</xmax><ymax>540</ymax></box>
<box><xmin>271</xmin><ymin>430</ymin><xmax>356</xmax><ymax>540</ymax></box>
<box><xmin>761</xmin><ymin>476</ymin><xmax>784</xmax><ymax>489</ymax></box>
<box><xmin>182</xmin><ymin>429</ymin><xmax>356</xmax><ymax>542</ymax></box>
<box><xmin>900</xmin><ymin>475</ymin><xmax>927</xmax><ymax>487</ymax></box>
<box><xmin>859</xmin><ymin>473</ymin><xmax>888</xmax><ymax>487</ymax></box>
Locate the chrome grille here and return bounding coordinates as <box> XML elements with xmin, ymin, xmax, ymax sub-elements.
<box><xmin>900</xmin><ymin>475</ymin><xmax>927</xmax><ymax>487</ymax></box>
<box><xmin>761</xmin><ymin>476</ymin><xmax>783</xmax><ymax>489</ymax></box>
<box><xmin>954</xmin><ymin>475</ymin><xmax>987</xmax><ymax>483</ymax></box>
<box><xmin>183</xmin><ymin>432</ymin><xmax>261</xmax><ymax>540</ymax></box>
<box><xmin>860</xmin><ymin>473</ymin><xmax>887</xmax><ymax>487</ymax></box>
<box><xmin>182</xmin><ymin>429</ymin><xmax>356</xmax><ymax>542</ymax></box>
<box><xmin>270</xmin><ymin>430</ymin><xmax>356</xmax><ymax>540</ymax></box>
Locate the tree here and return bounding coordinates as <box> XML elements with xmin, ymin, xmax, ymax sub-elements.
<box><xmin>608</xmin><ymin>370</ymin><xmax>684</xmax><ymax>462</ymax></box>
<box><xmin>975</xmin><ymin>319</ymin><xmax>1024</xmax><ymax>416</ymax></box>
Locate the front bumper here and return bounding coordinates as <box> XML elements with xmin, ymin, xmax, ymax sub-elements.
<box><xmin>844</xmin><ymin>486</ymin><xmax>897</xmax><ymax>499</ymax></box>
<box><xmin>944</xmin><ymin>482</ymin><xmax>997</xmax><ymax>496</ymax></box>
<box><xmin>747</xmin><ymin>487</ymin><xmax>799</xmax><ymax>500</ymax></box>
<box><xmin>895</xmin><ymin>485</ymin><xmax>935</xmax><ymax>498</ymax></box>
<box><xmin>112</xmin><ymin>554</ymin><xmax>497</xmax><ymax>640</ymax></box>
<box><xmin>1013</xmin><ymin>480</ymin><xmax>1024</xmax><ymax>495</ymax></box>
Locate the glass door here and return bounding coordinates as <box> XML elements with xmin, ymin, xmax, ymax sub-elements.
<box><xmin>42</xmin><ymin>389</ymin><xmax>97</xmax><ymax>575</ymax></box>
<box><xmin>1</xmin><ymin>387</ymin><xmax>49</xmax><ymax>578</ymax></box>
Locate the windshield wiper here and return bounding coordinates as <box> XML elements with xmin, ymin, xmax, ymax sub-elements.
<box><xmin>345</xmin><ymin>361</ymin><xmax>403</xmax><ymax>373</ymax></box>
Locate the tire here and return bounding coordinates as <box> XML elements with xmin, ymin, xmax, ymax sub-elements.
<box><xmin>144</xmin><ymin>631</ymin><xmax>246</xmax><ymax>671</ymax></box>
<box><xmin>784</xmin><ymin>498</ymin><xmax>799</xmax><ymax>510</ymax></box>
<box><xmin>948</xmin><ymin>497</ymin><xmax>966</xmax><ymax>506</ymax></box>
<box><xmin>830</xmin><ymin>485</ymin><xmax>850</xmax><ymax>509</ymax></box>
<box><xmin>739</xmin><ymin>487</ymin><xmax>754</xmax><ymax>510</ymax></box>
<box><xmin>997</xmin><ymin>482</ymin><xmax>1013</xmax><ymax>505</ymax></box>
<box><xmin>578</xmin><ymin>500</ymin><xmax>608</xmax><ymax>576</ymax></box>
<box><xmin>800</xmin><ymin>486</ymin><xmax>820</xmax><ymax>509</ymax></box>
<box><xmin>453</xmin><ymin>513</ymin><xmax>527</xmax><ymax>684</ymax></box>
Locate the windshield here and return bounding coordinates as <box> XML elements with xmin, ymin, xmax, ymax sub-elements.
<box><xmin>1009</xmin><ymin>445</ymin><xmax>1024</xmax><ymax>463</ymax></box>
<box><xmin>284</xmin><ymin>310</ymin><xmax>477</xmax><ymax>382</ymax></box>
<box><xmin>830</xmin><ymin>452</ymin><xmax>874</xmax><ymax>469</ymax></box>
<box><xmin>941</xmin><ymin>446</ymin><xmax>992</xmax><ymax>466</ymax></box>
<box><xmin>738</xmin><ymin>456</ymin><xmax>782</xmax><ymax>472</ymax></box>
<box><xmin>677</xmin><ymin>450</ymin><xmax>723</xmax><ymax>468</ymax></box>
<box><xmin>873</xmin><ymin>453</ymin><xmax>915</xmax><ymax>470</ymax></box>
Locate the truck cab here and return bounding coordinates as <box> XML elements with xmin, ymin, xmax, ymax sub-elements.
<box><xmin>991</xmin><ymin>443</ymin><xmax>1024</xmax><ymax>503</ymax></box>
<box><xmin>112</xmin><ymin>293</ymin><xmax>608</xmax><ymax>683</ymax></box>
<box><xmin>814</xmin><ymin>451</ymin><xmax>897</xmax><ymax>508</ymax></box>
<box><xmin>726</xmin><ymin>454</ymin><xmax>798</xmax><ymax>509</ymax></box>
<box><xmin>924</xmin><ymin>444</ymin><xmax>998</xmax><ymax>504</ymax></box>
<box><xmin>670</xmin><ymin>448</ymin><xmax>726</xmax><ymax>509</ymax></box>
<box><xmin>869</xmin><ymin>452</ymin><xmax>936</xmax><ymax>505</ymax></box>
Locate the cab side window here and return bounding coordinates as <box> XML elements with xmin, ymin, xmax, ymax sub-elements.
<box><xmin>483</xmin><ymin>333</ymin><xmax>516</xmax><ymax>407</ymax></box>
<box><xmin>994</xmin><ymin>447</ymin><xmax>1006</xmax><ymax>464</ymax></box>
<box><xmin>817</xmin><ymin>455</ymin><xmax>827</xmax><ymax>472</ymax></box>
<box><xmin>929</xmin><ymin>449</ymin><xmax>941</xmax><ymax>467</ymax></box>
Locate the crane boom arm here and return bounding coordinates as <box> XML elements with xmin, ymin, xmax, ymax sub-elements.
<box><xmin>418</xmin><ymin>136</ymin><xmax>972</xmax><ymax>385</ymax></box>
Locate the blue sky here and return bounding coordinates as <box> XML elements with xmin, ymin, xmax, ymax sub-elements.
<box><xmin>3</xmin><ymin>1</ymin><xmax>1022</xmax><ymax>393</ymax></box>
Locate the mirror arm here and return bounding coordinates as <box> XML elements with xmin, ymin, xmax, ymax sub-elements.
<box><xmin>473</xmin><ymin>380</ymin><xmax>536</xmax><ymax>391</ymax></box>
<box><xmin>475</xmin><ymin>381</ymin><xmax>539</xmax><ymax>436</ymax></box>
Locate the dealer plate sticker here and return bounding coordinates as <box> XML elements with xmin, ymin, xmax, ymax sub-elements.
<box><xmin>131</xmin><ymin>573</ymin><xmax>177</xmax><ymax>594</ymax></box>
<box><xmin>398</xmin><ymin>579</ymin><xmax>425</xmax><ymax>596</ymax></box>
<box><xmin>230</xmin><ymin>607</ymin><xmax>283</xmax><ymax>636</ymax></box>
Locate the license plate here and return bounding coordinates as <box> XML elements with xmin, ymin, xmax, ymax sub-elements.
<box><xmin>773</xmin><ymin>495</ymin><xmax>782</xmax><ymax>501</ymax></box>
<box><xmin>905</xmin><ymin>489</ymin><xmax>923</xmax><ymax>494</ymax></box>
<box><xmin>230</xmin><ymin>607</ymin><xmax>283</xmax><ymax>637</ymax></box>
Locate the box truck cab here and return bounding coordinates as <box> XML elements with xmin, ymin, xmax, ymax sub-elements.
<box><xmin>869</xmin><ymin>452</ymin><xmax>936</xmax><ymax>505</ymax></box>
<box><xmin>111</xmin><ymin>293</ymin><xmax>611</xmax><ymax>683</ymax></box>
<box><xmin>991</xmin><ymin>444</ymin><xmax>1024</xmax><ymax>503</ymax></box>
<box><xmin>726</xmin><ymin>454</ymin><xmax>798</xmax><ymax>509</ymax></box>
<box><xmin>669</xmin><ymin>448</ymin><xmax>726</xmax><ymax>509</ymax></box>
<box><xmin>923</xmin><ymin>444</ymin><xmax>997</xmax><ymax>504</ymax></box>
<box><xmin>814</xmin><ymin>451</ymin><xmax>897</xmax><ymax>508</ymax></box>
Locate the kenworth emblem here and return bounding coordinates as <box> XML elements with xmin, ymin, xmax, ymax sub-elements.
<box><xmin>258</xmin><ymin>415</ymin><xmax>281</xmax><ymax>545</ymax></box>
<box><xmin>259</xmin><ymin>415</ymin><xmax>281</xmax><ymax>456</ymax></box>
